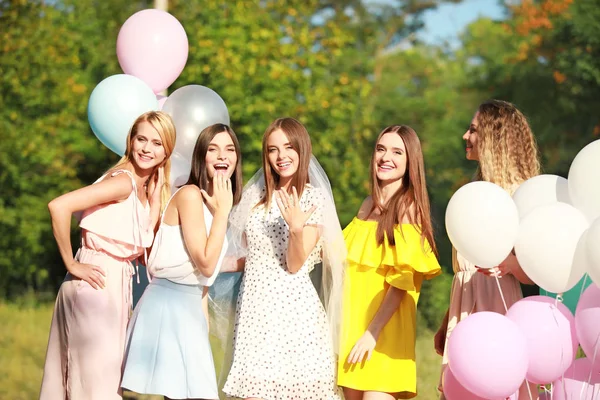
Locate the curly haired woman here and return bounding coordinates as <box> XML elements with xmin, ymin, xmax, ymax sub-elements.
<box><xmin>435</xmin><ymin>100</ymin><xmax>541</xmax><ymax>400</ymax></box>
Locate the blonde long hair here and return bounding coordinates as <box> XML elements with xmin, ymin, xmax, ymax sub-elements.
<box><xmin>475</xmin><ymin>100</ymin><xmax>541</xmax><ymax>193</ymax></box>
<box><xmin>110</xmin><ymin>111</ymin><xmax>176</xmax><ymax>212</ymax></box>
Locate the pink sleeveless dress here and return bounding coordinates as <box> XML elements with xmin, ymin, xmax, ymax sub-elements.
<box><xmin>39</xmin><ymin>170</ymin><xmax>154</xmax><ymax>400</ymax></box>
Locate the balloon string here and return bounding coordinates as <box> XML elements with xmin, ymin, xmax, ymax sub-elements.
<box><xmin>554</xmin><ymin>289</ymin><xmax>566</xmax><ymax>400</ymax></box>
<box><xmin>575</xmin><ymin>271</ymin><xmax>588</xmax><ymax>400</ymax></box>
<box><xmin>493</xmin><ymin>270</ymin><xmax>509</xmax><ymax>312</ymax></box>
<box><xmin>586</xmin><ymin>332</ymin><xmax>600</xmax><ymax>400</ymax></box>
<box><xmin>547</xmin><ymin>302</ymin><xmax>569</xmax><ymax>400</ymax></box>
<box><xmin>541</xmin><ymin>384</ymin><xmax>552</xmax><ymax>400</ymax></box>
<box><xmin>574</xmin><ymin>275</ymin><xmax>591</xmax><ymax>400</ymax></box>
<box><xmin>555</xmin><ymin>282</ymin><xmax>563</xmax><ymax>400</ymax></box>
<box><xmin>494</xmin><ymin>273</ymin><xmax>534</xmax><ymax>400</ymax></box>
<box><xmin>555</xmin><ymin>293</ymin><xmax>564</xmax><ymax>305</ymax></box>
<box><xmin>525</xmin><ymin>379</ymin><xmax>534</xmax><ymax>400</ymax></box>
<box><xmin>552</xmin><ymin>295</ymin><xmax>565</xmax><ymax>400</ymax></box>
<box><xmin>579</xmin><ymin>274</ymin><xmax>589</xmax><ymax>304</ymax></box>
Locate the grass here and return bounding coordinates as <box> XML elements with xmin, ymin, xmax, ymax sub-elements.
<box><xmin>1</xmin><ymin>302</ymin><xmax>442</xmax><ymax>400</ymax></box>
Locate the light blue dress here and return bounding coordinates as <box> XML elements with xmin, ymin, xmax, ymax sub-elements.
<box><xmin>121</xmin><ymin>188</ymin><xmax>226</xmax><ymax>399</ymax></box>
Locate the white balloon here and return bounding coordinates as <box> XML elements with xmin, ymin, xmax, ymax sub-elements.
<box><xmin>163</xmin><ymin>85</ymin><xmax>230</xmax><ymax>162</ymax></box>
<box><xmin>568</xmin><ymin>139</ymin><xmax>600</xmax><ymax>221</ymax></box>
<box><xmin>169</xmin><ymin>152</ymin><xmax>191</xmax><ymax>189</ymax></box>
<box><xmin>586</xmin><ymin>217</ymin><xmax>600</xmax><ymax>287</ymax></box>
<box><xmin>512</xmin><ymin>174</ymin><xmax>571</xmax><ymax>219</ymax></box>
<box><xmin>445</xmin><ymin>181</ymin><xmax>520</xmax><ymax>268</ymax></box>
<box><xmin>515</xmin><ymin>203</ymin><xmax>589</xmax><ymax>293</ymax></box>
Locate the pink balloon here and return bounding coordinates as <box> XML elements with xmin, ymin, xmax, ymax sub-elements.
<box><xmin>575</xmin><ymin>284</ymin><xmax>600</xmax><ymax>372</ymax></box>
<box><xmin>448</xmin><ymin>312</ymin><xmax>528</xmax><ymax>399</ymax></box>
<box><xmin>117</xmin><ymin>9</ymin><xmax>188</xmax><ymax>93</ymax></box>
<box><xmin>506</xmin><ymin>296</ymin><xmax>578</xmax><ymax>384</ymax></box>
<box><xmin>552</xmin><ymin>358</ymin><xmax>600</xmax><ymax>400</ymax></box>
<box><xmin>444</xmin><ymin>367</ymin><xmax>514</xmax><ymax>400</ymax></box>
<box><xmin>156</xmin><ymin>94</ymin><xmax>168</xmax><ymax>111</ymax></box>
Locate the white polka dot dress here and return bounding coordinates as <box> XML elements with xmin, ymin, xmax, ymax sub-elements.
<box><xmin>223</xmin><ymin>185</ymin><xmax>341</xmax><ymax>400</ymax></box>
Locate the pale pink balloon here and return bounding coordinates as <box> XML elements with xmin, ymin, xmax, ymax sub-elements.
<box><xmin>156</xmin><ymin>95</ymin><xmax>168</xmax><ymax>110</ymax></box>
<box><xmin>444</xmin><ymin>367</ymin><xmax>516</xmax><ymax>400</ymax></box>
<box><xmin>506</xmin><ymin>296</ymin><xmax>578</xmax><ymax>384</ymax></box>
<box><xmin>552</xmin><ymin>358</ymin><xmax>600</xmax><ymax>400</ymax></box>
<box><xmin>575</xmin><ymin>284</ymin><xmax>600</xmax><ymax>372</ymax></box>
<box><xmin>447</xmin><ymin>312</ymin><xmax>528</xmax><ymax>399</ymax></box>
<box><xmin>117</xmin><ymin>9</ymin><xmax>188</xmax><ymax>93</ymax></box>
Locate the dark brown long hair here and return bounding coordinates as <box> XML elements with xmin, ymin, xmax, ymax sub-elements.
<box><xmin>185</xmin><ymin>123</ymin><xmax>243</xmax><ymax>205</ymax></box>
<box><xmin>370</xmin><ymin>125</ymin><xmax>438</xmax><ymax>257</ymax></box>
<box><xmin>257</xmin><ymin>117</ymin><xmax>312</xmax><ymax>209</ymax></box>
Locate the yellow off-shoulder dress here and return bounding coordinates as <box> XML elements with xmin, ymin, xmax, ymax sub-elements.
<box><xmin>337</xmin><ymin>218</ymin><xmax>441</xmax><ymax>398</ymax></box>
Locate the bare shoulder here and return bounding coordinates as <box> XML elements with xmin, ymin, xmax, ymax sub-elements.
<box><xmin>49</xmin><ymin>171</ymin><xmax>133</xmax><ymax>212</ymax></box>
<box><xmin>173</xmin><ymin>185</ymin><xmax>206</xmax><ymax>225</ymax></box>
<box><xmin>96</xmin><ymin>172</ymin><xmax>133</xmax><ymax>194</ymax></box>
<box><xmin>357</xmin><ymin>196</ymin><xmax>373</xmax><ymax>219</ymax></box>
<box><xmin>176</xmin><ymin>185</ymin><xmax>204</xmax><ymax>204</ymax></box>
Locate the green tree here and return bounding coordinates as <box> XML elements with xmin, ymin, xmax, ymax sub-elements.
<box><xmin>461</xmin><ymin>0</ymin><xmax>600</xmax><ymax>175</ymax></box>
<box><xmin>169</xmin><ymin>0</ymin><xmax>460</xmax><ymax>225</ymax></box>
<box><xmin>0</xmin><ymin>0</ymin><xmax>149</xmax><ymax>297</ymax></box>
<box><xmin>0</xmin><ymin>0</ymin><xmax>462</xmax><ymax>297</ymax></box>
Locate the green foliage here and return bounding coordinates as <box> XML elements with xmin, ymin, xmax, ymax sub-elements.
<box><xmin>168</xmin><ymin>0</ymin><xmax>449</xmax><ymax>226</ymax></box>
<box><xmin>461</xmin><ymin>0</ymin><xmax>600</xmax><ymax>175</ymax></box>
<box><xmin>0</xmin><ymin>0</ymin><xmax>152</xmax><ymax>296</ymax></box>
<box><xmin>419</xmin><ymin>271</ymin><xmax>453</xmax><ymax>330</ymax></box>
<box><xmin>0</xmin><ymin>0</ymin><xmax>457</xmax><ymax>298</ymax></box>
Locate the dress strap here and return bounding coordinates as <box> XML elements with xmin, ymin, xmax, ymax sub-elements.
<box><xmin>159</xmin><ymin>186</ymin><xmax>185</xmax><ymax>225</ymax></box>
<box><xmin>146</xmin><ymin>186</ymin><xmax>185</xmax><ymax>284</ymax></box>
<box><xmin>110</xmin><ymin>169</ymin><xmax>145</xmax><ymax>284</ymax></box>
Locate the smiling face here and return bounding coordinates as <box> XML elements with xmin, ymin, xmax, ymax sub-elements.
<box><xmin>374</xmin><ymin>132</ymin><xmax>407</xmax><ymax>184</ymax></box>
<box><xmin>205</xmin><ymin>131</ymin><xmax>238</xmax><ymax>179</ymax></box>
<box><xmin>266</xmin><ymin>129</ymin><xmax>300</xmax><ymax>182</ymax></box>
<box><xmin>463</xmin><ymin>112</ymin><xmax>480</xmax><ymax>161</ymax></box>
<box><xmin>131</xmin><ymin>121</ymin><xmax>167</xmax><ymax>170</ymax></box>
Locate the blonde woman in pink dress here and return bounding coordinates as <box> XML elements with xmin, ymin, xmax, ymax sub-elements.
<box><xmin>435</xmin><ymin>100</ymin><xmax>541</xmax><ymax>400</ymax></box>
<box><xmin>39</xmin><ymin>111</ymin><xmax>176</xmax><ymax>400</ymax></box>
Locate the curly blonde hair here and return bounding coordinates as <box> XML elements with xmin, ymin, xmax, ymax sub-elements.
<box><xmin>475</xmin><ymin>100</ymin><xmax>541</xmax><ymax>193</ymax></box>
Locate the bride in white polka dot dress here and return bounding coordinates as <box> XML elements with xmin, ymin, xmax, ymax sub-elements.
<box><xmin>222</xmin><ymin>118</ymin><xmax>345</xmax><ymax>400</ymax></box>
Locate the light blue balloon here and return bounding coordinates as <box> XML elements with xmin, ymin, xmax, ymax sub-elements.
<box><xmin>87</xmin><ymin>74</ymin><xmax>158</xmax><ymax>155</ymax></box>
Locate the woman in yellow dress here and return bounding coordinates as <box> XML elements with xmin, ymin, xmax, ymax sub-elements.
<box><xmin>338</xmin><ymin>125</ymin><xmax>441</xmax><ymax>399</ymax></box>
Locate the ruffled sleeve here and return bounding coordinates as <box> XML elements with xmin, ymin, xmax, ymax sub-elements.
<box><xmin>344</xmin><ymin>218</ymin><xmax>441</xmax><ymax>291</ymax></box>
<box><xmin>344</xmin><ymin>218</ymin><xmax>382</xmax><ymax>269</ymax></box>
<box><xmin>382</xmin><ymin>226</ymin><xmax>441</xmax><ymax>290</ymax></box>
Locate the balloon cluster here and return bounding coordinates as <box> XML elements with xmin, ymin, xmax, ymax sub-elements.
<box><xmin>86</xmin><ymin>9</ymin><xmax>230</xmax><ymax>186</ymax></box>
<box><xmin>444</xmin><ymin>139</ymin><xmax>600</xmax><ymax>399</ymax></box>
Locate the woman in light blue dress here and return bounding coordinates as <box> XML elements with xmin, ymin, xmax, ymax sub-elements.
<box><xmin>121</xmin><ymin>124</ymin><xmax>243</xmax><ymax>400</ymax></box>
